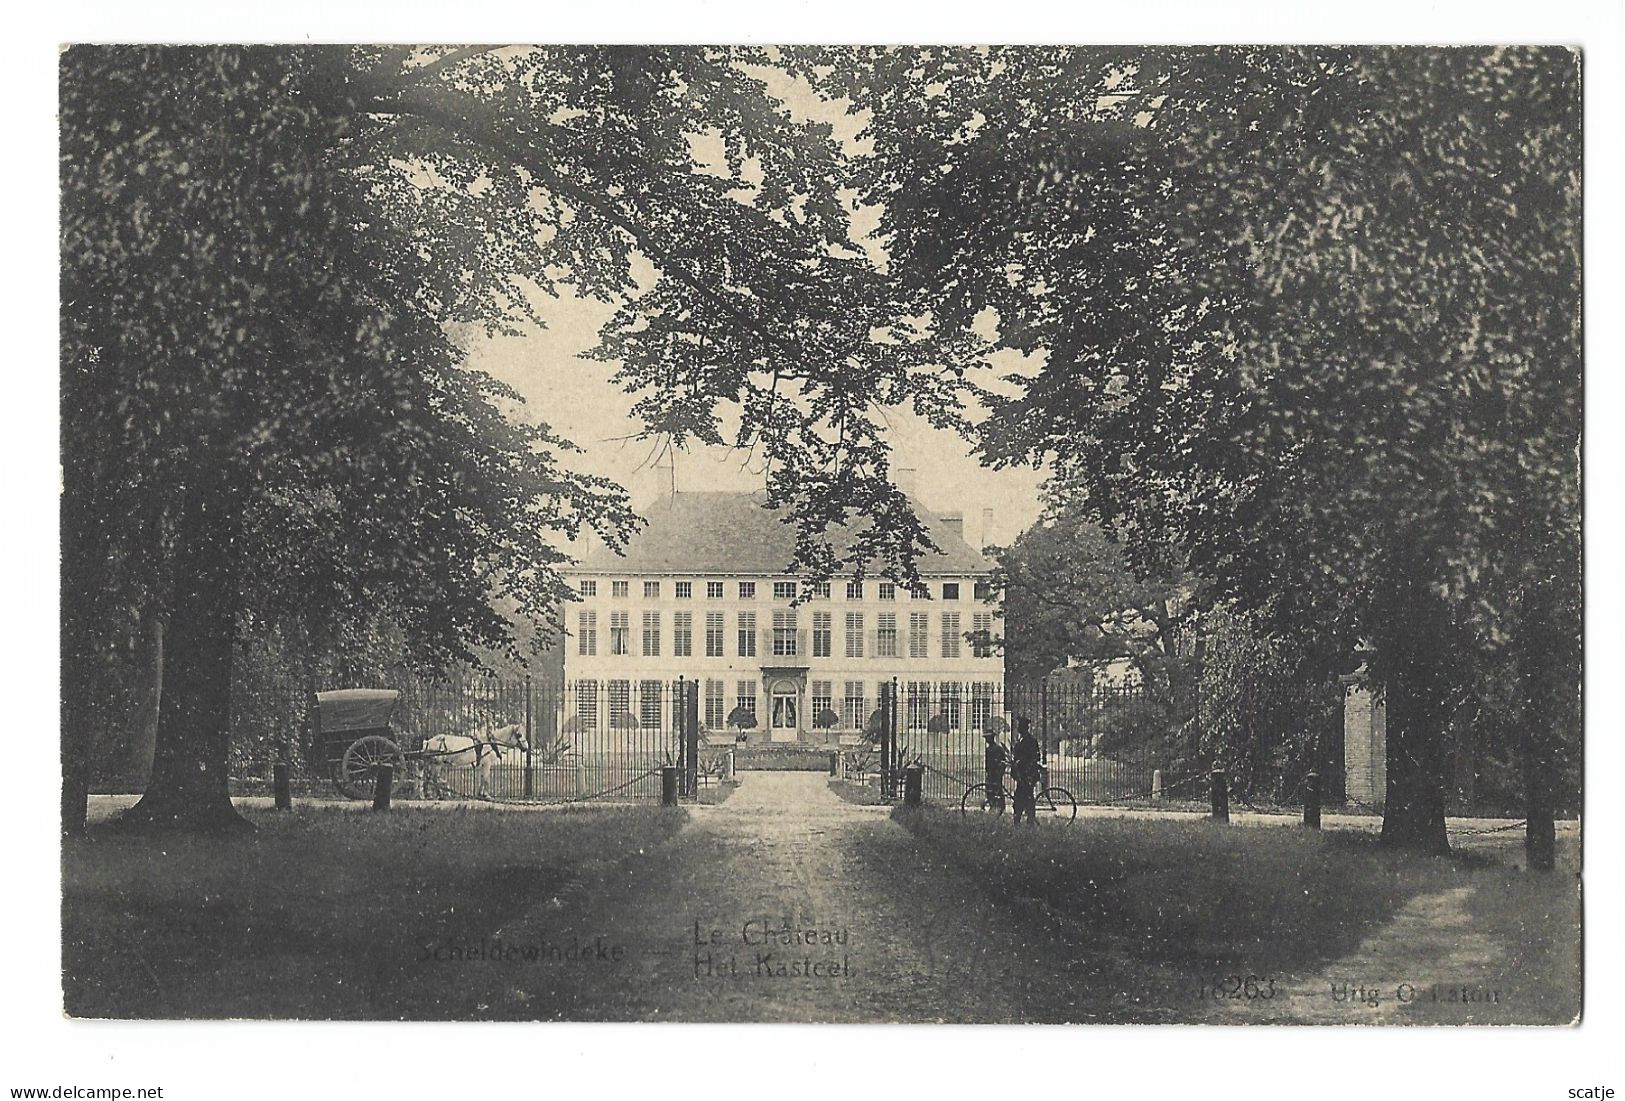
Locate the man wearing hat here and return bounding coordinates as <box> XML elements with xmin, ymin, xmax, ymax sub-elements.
<box><xmin>1010</xmin><ymin>717</ymin><xmax>1043</xmax><ymax>824</ymax></box>
<box><xmin>983</xmin><ymin>728</ymin><xmax>1008</xmax><ymax>813</ymax></box>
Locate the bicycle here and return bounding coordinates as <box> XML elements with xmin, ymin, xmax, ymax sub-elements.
<box><xmin>959</xmin><ymin>764</ymin><xmax>1077</xmax><ymax>822</ymax></box>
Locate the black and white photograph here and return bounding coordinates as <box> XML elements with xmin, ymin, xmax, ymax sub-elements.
<box><xmin>13</xmin><ymin>2</ymin><xmax>1623</xmax><ymax>1095</ymax></box>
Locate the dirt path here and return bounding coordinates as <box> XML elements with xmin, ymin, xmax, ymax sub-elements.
<box><xmin>479</xmin><ymin>772</ymin><xmax>1175</xmax><ymax>1022</ymax></box>
<box><xmin>1197</xmin><ymin>885</ymin><xmax>1528</xmax><ymax>1025</ymax></box>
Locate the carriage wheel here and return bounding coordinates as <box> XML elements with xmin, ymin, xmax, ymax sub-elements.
<box><xmin>337</xmin><ymin>735</ymin><xmax>406</xmax><ymax>800</ymax></box>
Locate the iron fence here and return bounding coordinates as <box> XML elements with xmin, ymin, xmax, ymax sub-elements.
<box><xmin>886</xmin><ymin>680</ymin><xmax>1186</xmax><ymax>806</ymax></box>
<box><xmin>229</xmin><ymin>672</ymin><xmax>688</xmax><ymax>803</ymax></box>
<box><xmin>226</xmin><ymin>670</ymin><xmax>1258</xmax><ymax>809</ymax></box>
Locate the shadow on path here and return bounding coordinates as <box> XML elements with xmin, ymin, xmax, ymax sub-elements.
<box><xmin>483</xmin><ymin>772</ymin><xmax>1181</xmax><ymax>1022</ymax></box>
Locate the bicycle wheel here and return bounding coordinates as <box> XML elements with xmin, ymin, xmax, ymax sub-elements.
<box><xmin>1038</xmin><ymin>786</ymin><xmax>1077</xmax><ymax>822</ymax></box>
<box><xmin>960</xmin><ymin>783</ymin><xmax>1010</xmax><ymax>815</ymax></box>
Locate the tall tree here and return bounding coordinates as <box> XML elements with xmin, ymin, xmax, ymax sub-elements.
<box><xmin>61</xmin><ymin>45</ymin><xmax>976</xmax><ymax>831</ymax></box>
<box><xmin>803</xmin><ymin>46</ymin><xmax>1581</xmax><ymax>851</ymax></box>
<box><xmin>992</xmin><ymin>491</ymin><xmax>1194</xmax><ymax>694</ymax></box>
<box><xmin>61</xmin><ymin>46</ymin><xmax>633</xmax><ymax>831</ymax></box>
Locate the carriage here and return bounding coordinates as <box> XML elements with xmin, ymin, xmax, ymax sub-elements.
<box><xmin>312</xmin><ymin>688</ymin><xmax>411</xmax><ymax>799</ymax></box>
<box><xmin>312</xmin><ymin>687</ymin><xmax>532</xmax><ymax>800</ymax></box>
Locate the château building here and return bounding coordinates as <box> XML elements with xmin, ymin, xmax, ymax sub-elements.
<box><xmin>561</xmin><ymin>491</ymin><xmax>1003</xmax><ymax>743</ymax></box>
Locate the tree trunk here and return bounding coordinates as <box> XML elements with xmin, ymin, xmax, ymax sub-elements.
<box><xmin>117</xmin><ymin>480</ymin><xmax>252</xmax><ymax>833</ymax></box>
<box><xmin>60</xmin><ymin>644</ymin><xmax>97</xmax><ymax>838</ymax></box>
<box><xmin>1377</xmin><ymin>637</ymin><xmax>1453</xmax><ymax>854</ymax></box>
<box><xmin>122</xmin><ymin>611</ymin><xmax>165</xmax><ymax>787</ymax></box>
<box><xmin>1522</xmin><ymin>732</ymin><xmax>1556</xmax><ymax>872</ymax></box>
<box><xmin>60</xmin><ymin>499</ymin><xmax>111</xmax><ymax>837</ymax></box>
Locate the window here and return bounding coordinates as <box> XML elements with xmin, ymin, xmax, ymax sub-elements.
<box><xmin>675</xmin><ymin>581</ymin><xmax>692</xmax><ymax>599</ymax></box>
<box><xmin>813</xmin><ymin>581</ymin><xmax>831</xmax><ymax>599</ymax></box>
<box><xmin>575</xmin><ymin>680</ymin><xmax>599</xmax><ymax>730</ymax></box>
<box><xmin>705</xmin><ymin>679</ymin><xmax>726</xmax><ymax>729</ymax></box>
<box><xmin>974</xmin><ymin>580</ymin><xmax>991</xmax><ymax>602</ymax></box>
<box><xmin>641</xmin><ymin>611</ymin><xmax>661</xmax><ymax>656</ymax></box>
<box><xmin>773</xmin><ymin>610</ymin><xmax>798</xmax><ymax>656</ymax></box>
<box><xmin>906</xmin><ymin>681</ymin><xmax>932</xmax><ymax>731</ymax></box>
<box><xmin>773</xmin><ymin>581</ymin><xmax>796</xmax><ymax>601</ymax></box>
<box><xmin>878</xmin><ymin>582</ymin><xmax>895</xmax><ymax>601</ymax></box>
<box><xmin>846</xmin><ymin>580</ymin><xmax>863</xmax><ymax>600</ymax></box>
<box><xmin>845</xmin><ymin>613</ymin><xmax>864</xmax><ymax>658</ymax></box>
<box><xmin>971</xmin><ymin>682</ymin><xmax>995</xmax><ymax>731</ymax></box>
<box><xmin>577</xmin><ymin>611</ymin><xmax>598</xmax><ymax>656</ymax></box>
<box><xmin>644</xmin><ymin>580</ymin><xmax>660</xmax><ymax>599</ymax></box>
<box><xmin>738</xmin><ymin>581</ymin><xmax>756</xmax><ymax>600</ymax></box>
<box><xmin>909</xmin><ymin>583</ymin><xmax>930</xmax><ymax>600</ymax></box>
<box><xmin>842</xmin><ymin>681</ymin><xmax>867</xmax><ymax>729</ymax></box>
<box><xmin>942</xmin><ymin>582</ymin><xmax>960</xmax><ymax>601</ymax></box>
<box><xmin>811</xmin><ymin>681</ymin><xmax>833</xmax><ymax>725</ymax></box>
<box><xmin>610</xmin><ymin>611</ymin><xmax>630</xmax><ymax>655</ymax></box>
<box><xmin>737</xmin><ymin>612</ymin><xmax>757</xmax><ymax>657</ymax></box>
<box><xmin>735</xmin><ymin>680</ymin><xmax>757</xmax><ymax>719</ymax></box>
<box><xmin>612</xmin><ymin>580</ymin><xmax>629</xmax><ymax>599</ymax></box>
<box><xmin>579</xmin><ymin>579</ymin><xmax>597</xmax><ymax>598</ymax></box>
<box><xmin>812</xmin><ymin>612</ymin><xmax>832</xmax><ymax>658</ymax></box>
<box><xmin>673</xmin><ymin>612</ymin><xmax>693</xmax><ymax>658</ymax></box>
<box><xmin>972</xmin><ymin>613</ymin><xmax>994</xmax><ymax>658</ymax></box>
<box><xmin>639</xmin><ymin>680</ymin><xmax>663</xmax><ymax>728</ymax></box>
<box><xmin>607</xmin><ymin>679</ymin><xmax>631</xmax><ymax>724</ymax></box>
<box><xmin>702</xmin><ymin>612</ymin><xmax>724</xmax><ymax>657</ymax></box>
<box><xmin>707</xmin><ymin>581</ymin><xmax>724</xmax><ymax>599</ymax></box>
<box><xmin>940</xmin><ymin>612</ymin><xmax>962</xmax><ymax>658</ymax></box>
<box><xmin>877</xmin><ymin>613</ymin><xmax>898</xmax><ymax>657</ymax></box>
<box><xmin>909</xmin><ymin>613</ymin><xmax>930</xmax><ymax>658</ymax></box>
<box><xmin>939</xmin><ymin>681</ymin><xmax>962</xmax><ymax>730</ymax></box>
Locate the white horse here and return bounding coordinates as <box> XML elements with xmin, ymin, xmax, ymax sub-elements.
<box><xmin>420</xmin><ymin>723</ymin><xmax>528</xmax><ymax>799</ymax></box>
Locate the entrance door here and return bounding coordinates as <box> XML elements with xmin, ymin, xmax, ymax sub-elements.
<box><xmin>769</xmin><ymin>689</ymin><xmax>800</xmax><ymax>742</ymax></box>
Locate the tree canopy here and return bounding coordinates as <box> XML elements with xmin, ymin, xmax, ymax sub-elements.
<box><xmin>801</xmin><ymin>46</ymin><xmax>1580</xmax><ymax>849</ymax></box>
<box><xmin>61</xmin><ymin>45</ymin><xmax>957</xmax><ymax>830</ymax></box>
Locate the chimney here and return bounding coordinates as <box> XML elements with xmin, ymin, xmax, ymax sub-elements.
<box><xmin>941</xmin><ymin>511</ymin><xmax>964</xmax><ymax>542</ymax></box>
<box><xmin>981</xmin><ymin>508</ymin><xmax>995</xmax><ymax>550</ymax></box>
<box><xmin>895</xmin><ymin>467</ymin><xmax>919</xmax><ymax>501</ymax></box>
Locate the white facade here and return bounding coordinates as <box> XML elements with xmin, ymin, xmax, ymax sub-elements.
<box><xmin>561</xmin><ymin>571</ymin><xmax>1003</xmax><ymax>743</ymax></box>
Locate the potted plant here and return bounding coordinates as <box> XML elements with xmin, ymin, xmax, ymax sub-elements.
<box><xmin>726</xmin><ymin>705</ymin><xmax>758</xmax><ymax>744</ymax></box>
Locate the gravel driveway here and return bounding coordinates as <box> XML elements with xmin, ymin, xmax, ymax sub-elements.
<box><xmin>482</xmin><ymin>771</ymin><xmax>1179</xmax><ymax>1022</ymax></box>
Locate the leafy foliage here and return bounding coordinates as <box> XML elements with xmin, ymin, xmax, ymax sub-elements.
<box><xmin>800</xmin><ymin>47</ymin><xmax>1581</xmax><ymax>843</ymax></box>
<box><xmin>991</xmin><ymin>491</ymin><xmax>1195</xmax><ymax>689</ymax></box>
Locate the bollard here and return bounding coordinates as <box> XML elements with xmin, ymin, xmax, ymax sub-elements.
<box><xmin>830</xmin><ymin>751</ymin><xmax>840</xmax><ymax>777</ymax></box>
<box><xmin>372</xmin><ymin>763</ymin><xmax>393</xmax><ymax>812</ymax></box>
<box><xmin>903</xmin><ymin>764</ymin><xmax>923</xmax><ymax>807</ymax></box>
<box><xmin>1210</xmin><ymin>767</ymin><xmax>1229</xmax><ymax>823</ymax></box>
<box><xmin>1151</xmin><ymin>768</ymin><xmax>1163</xmax><ymax>802</ymax></box>
<box><xmin>273</xmin><ymin>763</ymin><xmax>292</xmax><ymax>811</ymax></box>
<box><xmin>723</xmin><ymin>748</ymin><xmax>736</xmax><ymax>783</ymax></box>
<box><xmin>1303</xmin><ymin>770</ymin><xmax>1321</xmax><ymax>830</ymax></box>
<box><xmin>661</xmin><ymin>766</ymin><xmax>680</xmax><ymax>806</ymax></box>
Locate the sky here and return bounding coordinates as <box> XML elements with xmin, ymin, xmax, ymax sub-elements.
<box><xmin>464</xmin><ymin>298</ymin><xmax>1048</xmax><ymax>555</ymax></box>
<box><xmin>461</xmin><ymin>58</ymin><xmax>1049</xmax><ymax>558</ymax></box>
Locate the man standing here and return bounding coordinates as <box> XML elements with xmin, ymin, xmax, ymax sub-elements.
<box><xmin>983</xmin><ymin>729</ymin><xmax>1008</xmax><ymax>813</ymax></box>
<box><xmin>1011</xmin><ymin>718</ymin><xmax>1043</xmax><ymax>825</ymax></box>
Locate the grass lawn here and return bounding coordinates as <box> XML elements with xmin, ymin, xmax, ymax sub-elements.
<box><xmin>63</xmin><ymin>804</ymin><xmax>686</xmax><ymax>1019</ymax></box>
<box><xmin>828</xmin><ymin>778</ymin><xmax>885</xmax><ymax>805</ymax></box>
<box><xmin>694</xmin><ymin>780</ymin><xmax>740</xmax><ymax>805</ymax></box>
<box><xmin>893</xmin><ymin>806</ymin><xmax>1580</xmax><ymax>1023</ymax></box>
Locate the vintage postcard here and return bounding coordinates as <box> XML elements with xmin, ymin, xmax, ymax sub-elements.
<box><xmin>57</xmin><ymin>43</ymin><xmax>1581</xmax><ymax>1031</ymax></box>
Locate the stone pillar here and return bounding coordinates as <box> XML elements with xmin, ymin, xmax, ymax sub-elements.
<box><xmin>1340</xmin><ymin>655</ymin><xmax>1386</xmax><ymax>807</ymax></box>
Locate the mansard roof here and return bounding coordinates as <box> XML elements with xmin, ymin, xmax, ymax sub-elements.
<box><xmin>572</xmin><ymin>491</ymin><xmax>992</xmax><ymax>577</ymax></box>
